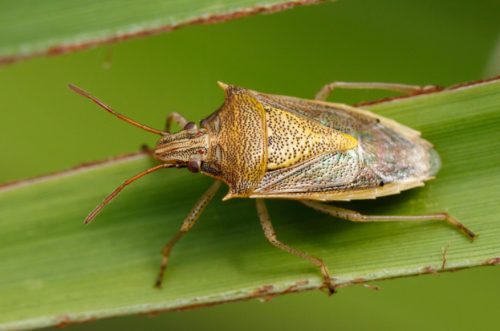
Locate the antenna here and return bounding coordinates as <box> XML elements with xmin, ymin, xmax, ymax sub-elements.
<box><xmin>84</xmin><ymin>163</ymin><xmax>175</xmax><ymax>224</ymax></box>
<box><xmin>69</xmin><ymin>84</ymin><xmax>165</xmax><ymax>136</ymax></box>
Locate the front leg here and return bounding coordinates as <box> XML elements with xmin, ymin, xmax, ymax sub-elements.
<box><xmin>165</xmin><ymin>112</ymin><xmax>189</xmax><ymax>133</ymax></box>
<box><xmin>140</xmin><ymin>143</ymin><xmax>154</xmax><ymax>155</ymax></box>
<box><xmin>155</xmin><ymin>180</ymin><xmax>221</xmax><ymax>288</ymax></box>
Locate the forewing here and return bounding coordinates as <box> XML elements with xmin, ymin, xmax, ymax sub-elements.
<box><xmin>249</xmin><ymin>89</ymin><xmax>434</xmax><ymax>200</ymax></box>
<box><xmin>254</xmin><ymin>150</ymin><xmax>369</xmax><ymax>194</ymax></box>
<box><xmin>251</xmin><ymin>149</ymin><xmax>426</xmax><ymax>201</ymax></box>
<box><xmin>253</xmin><ymin>90</ymin><xmax>422</xmax><ymax>138</ymax></box>
<box><xmin>253</xmin><ymin>92</ymin><xmax>371</xmax><ymax>136</ymax></box>
<box><xmin>254</xmin><ymin>89</ymin><xmax>434</xmax><ymax>180</ymax></box>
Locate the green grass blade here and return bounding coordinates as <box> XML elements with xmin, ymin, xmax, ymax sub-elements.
<box><xmin>0</xmin><ymin>0</ymin><xmax>323</xmax><ymax>64</ymax></box>
<box><xmin>0</xmin><ymin>78</ymin><xmax>499</xmax><ymax>330</ymax></box>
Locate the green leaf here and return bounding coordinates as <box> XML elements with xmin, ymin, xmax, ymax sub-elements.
<box><xmin>1</xmin><ymin>78</ymin><xmax>499</xmax><ymax>330</ymax></box>
<box><xmin>0</xmin><ymin>0</ymin><xmax>323</xmax><ymax>64</ymax></box>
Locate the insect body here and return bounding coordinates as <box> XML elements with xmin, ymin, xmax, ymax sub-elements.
<box><xmin>70</xmin><ymin>81</ymin><xmax>475</xmax><ymax>294</ymax></box>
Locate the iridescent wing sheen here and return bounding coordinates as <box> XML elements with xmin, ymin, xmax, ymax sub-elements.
<box><xmin>254</xmin><ymin>150</ymin><xmax>363</xmax><ymax>193</ymax></box>
<box><xmin>250</xmin><ymin>150</ymin><xmax>426</xmax><ymax>201</ymax></box>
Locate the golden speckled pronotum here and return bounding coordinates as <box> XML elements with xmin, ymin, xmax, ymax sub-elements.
<box><xmin>69</xmin><ymin>81</ymin><xmax>475</xmax><ymax>294</ymax></box>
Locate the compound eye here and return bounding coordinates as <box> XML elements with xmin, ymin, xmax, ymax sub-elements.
<box><xmin>187</xmin><ymin>159</ymin><xmax>201</xmax><ymax>173</ymax></box>
<box><xmin>184</xmin><ymin>122</ymin><xmax>198</xmax><ymax>130</ymax></box>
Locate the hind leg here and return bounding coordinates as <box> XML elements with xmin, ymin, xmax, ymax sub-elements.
<box><xmin>300</xmin><ymin>201</ymin><xmax>476</xmax><ymax>241</ymax></box>
<box><xmin>315</xmin><ymin>81</ymin><xmax>440</xmax><ymax>101</ymax></box>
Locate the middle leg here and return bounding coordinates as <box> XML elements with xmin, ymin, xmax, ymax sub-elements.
<box><xmin>256</xmin><ymin>199</ymin><xmax>336</xmax><ymax>294</ymax></box>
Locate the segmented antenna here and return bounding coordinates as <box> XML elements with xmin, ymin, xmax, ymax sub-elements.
<box><xmin>69</xmin><ymin>84</ymin><xmax>165</xmax><ymax>135</ymax></box>
<box><xmin>84</xmin><ymin>163</ymin><xmax>175</xmax><ymax>224</ymax></box>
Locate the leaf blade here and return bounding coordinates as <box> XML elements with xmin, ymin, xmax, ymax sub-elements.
<box><xmin>0</xmin><ymin>78</ymin><xmax>499</xmax><ymax>330</ymax></box>
<box><xmin>0</xmin><ymin>0</ymin><xmax>323</xmax><ymax>64</ymax></box>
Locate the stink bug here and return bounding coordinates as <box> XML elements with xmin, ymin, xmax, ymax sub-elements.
<box><xmin>69</xmin><ymin>81</ymin><xmax>475</xmax><ymax>294</ymax></box>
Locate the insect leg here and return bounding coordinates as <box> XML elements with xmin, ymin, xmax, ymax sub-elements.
<box><xmin>140</xmin><ymin>143</ymin><xmax>154</xmax><ymax>155</ymax></box>
<box><xmin>314</xmin><ymin>81</ymin><xmax>440</xmax><ymax>101</ymax></box>
<box><xmin>300</xmin><ymin>201</ymin><xmax>476</xmax><ymax>241</ymax></box>
<box><xmin>165</xmin><ymin>112</ymin><xmax>189</xmax><ymax>133</ymax></box>
<box><xmin>155</xmin><ymin>180</ymin><xmax>221</xmax><ymax>288</ymax></box>
<box><xmin>256</xmin><ymin>199</ymin><xmax>336</xmax><ymax>294</ymax></box>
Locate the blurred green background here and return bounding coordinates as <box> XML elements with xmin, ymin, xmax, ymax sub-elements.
<box><xmin>1</xmin><ymin>0</ymin><xmax>499</xmax><ymax>330</ymax></box>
